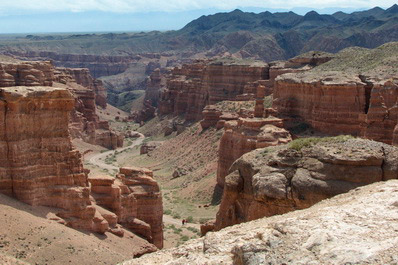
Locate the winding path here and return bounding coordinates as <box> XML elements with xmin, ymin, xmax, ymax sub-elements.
<box><xmin>89</xmin><ymin>133</ymin><xmax>145</xmax><ymax>171</ymax></box>
<box><xmin>88</xmin><ymin>132</ymin><xmax>201</xmax><ymax>230</ymax></box>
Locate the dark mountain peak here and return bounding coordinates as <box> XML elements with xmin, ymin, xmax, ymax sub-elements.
<box><xmin>386</xmin><ymin>4</ymin><xmax>398</xmax><ymax>13</ymax></box>
<box><xmin>305</xmin><ymin>11</ymin><xmax>320</xmax><ymax>16</ymax></box>
<box><xmin>303</xmin><ymin>11</ymin><xmax>323</xmax><ymax>20</ymax></box>
<box><xmin>259</xmin><ymin>11</ymin><xmax>274</xmax><ymax>17</ymax></box>
<box><xmin>370</xmin><ymin>6</ymin><xmax>384</xmax><ymax>11</ymax></box>
<box><xmin>230</xmin><ymin>9</ymin><xmax>244</xmax><ymax>14</ymax></box>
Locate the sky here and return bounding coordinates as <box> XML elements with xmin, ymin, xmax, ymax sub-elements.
<box><xmin>0</xmin><ymin>0</ymin><xmax>396</xmax><ymax>33</ymax></box>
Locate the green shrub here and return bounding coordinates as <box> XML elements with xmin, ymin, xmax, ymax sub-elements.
<box><xmin>289</xmin><ymin>135</ymin><xmax>354</xmax><ymax>151</ymax></box>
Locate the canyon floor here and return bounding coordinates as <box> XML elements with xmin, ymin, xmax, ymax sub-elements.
<box><xmin>76</xmin><ymin>106</ymin><xmax>216</xmax><ymax>249</ymax></box>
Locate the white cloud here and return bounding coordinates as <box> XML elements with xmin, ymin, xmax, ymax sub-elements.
<box><xmin>0</xmin><ymin>0</ymin><xmax>396</xmax><ymax>14</ymax></box>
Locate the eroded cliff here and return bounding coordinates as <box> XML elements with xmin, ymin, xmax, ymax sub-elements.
<box><xmin>0</xmin><ymin>86</ymin><xmax>163</xmax><ymax>253</ymax></box>
<box><xmin>0</xmin><ymin>86</ymin><xmax>106</xmax><ymax>232</ymax></box>
<box><xmin>158</xmin><ymin>60</ymin><xmax>269</xmax><ymax>121</ymax></box>
<box><xmin>273</xmin><ymin>43</ymin><xmax>398</xmax><ymax>145</ymax></box>
<box><xmin>215</xmin><ymin>137</ymin><xmax>398</xmax><ymax>230</ymax></box>
<box><xmin>89</xmin><ymin>167</ymin><xmax>163</xmax><ymax>249</ymax></box>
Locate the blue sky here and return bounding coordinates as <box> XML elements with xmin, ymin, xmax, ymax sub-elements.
<box><xmin>0</xmin><ymin>0</ymin><xmax>396</xmax><ymax>33</ymax></box>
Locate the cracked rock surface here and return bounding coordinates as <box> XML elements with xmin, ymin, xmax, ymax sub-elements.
<box><xmin>123</xmin><ymin>180</ymin><xmax>398</xmax><ymax>265</ymax></box>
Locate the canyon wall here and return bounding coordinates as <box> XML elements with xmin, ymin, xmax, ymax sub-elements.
<box><xmin>0</xmin><ymin>59</ymin><xmax>123</xmax><ymax>149</ymax></box>
<box><xmin>217</xmin><ymin>118</ymin><xmax>292</xmax><ymax>187</ymax></box>
<box><xmin>5</xmin><ymin>51</ymin><xmax>137</xmax><ymax>78</ymax></box>
<box><xmin>57</xmin><ymin>67</ymin><xmax>107</xmax><ymax>108</ymax></box>
<box><xmin>0</xmin><ymin>86</ymin><xmax>107</xmax><ymax>233</ymax></box>
<box><xmin>0</xmin><ymin>60</ymin><xmax>54</xmax><ymax>87</ymax></box>
<box><xmin>274</xmin><ymin>74</ymin><xmax>398</xmax><ymax>145</ymax></box>
<box><xmin>214</xmin><ymin>138</ymin><xmax>398</xmax><ymax>230</ymax></box>
<box><xmin>89</xmin><ymin>167</ymin><xmax>163</xmax><ymax>249</ymax></box>
<box><xmin>158</xmin><ymin>61</ymin><xmax>270</xmax><ymax>121</ymax></box>
<box><xmin>0</xmin><ymin>86</ymin><xmax>163</xmax><ymax>251</ymax></box>
<box><xmin>55</xmin><ymin>68</ymin><xmax>124</xmax><ymax>149</ymax></box>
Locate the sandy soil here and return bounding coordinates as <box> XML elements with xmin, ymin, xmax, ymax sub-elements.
<box><xmin>0</xmin><ymin>194</ymin><xmax>154</xmax><ymax>265</ymax></box>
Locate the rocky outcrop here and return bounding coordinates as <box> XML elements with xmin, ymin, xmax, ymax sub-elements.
<box><xmin>0</xmin><ymin>86</ymin><xmax>108</xmax><ymax>233</ymax></box>
<box><xmin>140</xmin><ymin>141</ymin><xmax>162</xmax><ymax>155</ymax></box>
<box><xmin>217</xmin><ymin>117</ymin><xmax>292</xmax><ymax>187</ymax></box>
<box><xmin>0</xmin><ymin>87</ymin><xmax>162</xmax><ymax>252</ymax></box>
<box><xmin>274</xmin><ymin>74</ymin><xmax>398</xmax><ymax>145</ymax></box>
<box><xmin>6</xmin><ymin>51</ymin><xmax>137</xmax><ymax>78</ymax></box>
<box><xmin>144</xmin><ymin>69</ymin><xmax>166</xmax><ymax>107</ymax></box>
<box><xmin>89</xmin><ymin>167</ymin><xmax>163</xmax><ymax>249</ymax></box>
<box><xmin>158</xmin><ymin>60</ymin><xmax>269</xmax><ymax>121</ymax></box>
<box><xmin>131</xmin><ymin>100</ymin><xmax>156</xmax><ymax>123</ymax></box>
<box><xmin>56</xmin><ymin>67</ymin><xmax>107</xmax><ymax>108</ymax></box>
<box><xmin>215</xmin><ymin>137</ymin><xmax>398</xmax><ymax>230</ymax></box>
<box><xmin>54</xmin><ymin>68</ymin><xmax>124</xmax><ymax>149</ymax></box>
<box><xmin>123</xmin><ymin>180</ymin><xmax>398</xmax><ymax>265</ymax></box>
<box><xmin>0</xmin><ymin>60</ymin><xmax>54</xmax><ymax>87</ymax></box>
<box><xmin>0</xmin><ymin>58</ymin><xmax>123</xmax><ymax>149</ymax></box>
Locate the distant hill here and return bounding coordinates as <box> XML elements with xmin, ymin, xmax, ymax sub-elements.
<box><xmin>0</xmin><ymin>5</ymin><xmax>397</xmax><ymax>62</ymax></box>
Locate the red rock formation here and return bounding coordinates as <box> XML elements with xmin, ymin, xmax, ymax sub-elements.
<box><xmin>274</xmin><ymin>73</ymin><xmax>367</xmax><ymax>135</ymax></box>
<box><xmin>89</xmin><ymin>167</ymin><xmax>163</xmax><ymax>249</ymax></box>
<box><xmin>0</xmin><ymin>86</ymin><xmax>107</xmax><ymax>233</ymax></box>
<box><xmin>361</xmin><ymin>79</ymin><xmax>398</xmax><ymax>144</ymax></box>
<box><xmin>217</xmin><ymin>118</ymin><xmax>292</xmax><ymax>187</ymax></box>
<box><xmin>54</xmin><ymin>68</ymin><xmax>124</xmax><ymax>149</ymax></box>
<box><xmin>144</xmin><ymin>69</ymin><xmax>167</xmax><ymax>107</ymax></box>
<box><xmin>131</xmin><ymin>100</ymin><xmax>156</xmax><ymax>123</ymax></box>
<box><xmin>0</xmin><ymin>60</ymin><xmax>54</xmax><ymax>87</ymax></box>
<box><xmin>158</xmin><ymin>60</ymin><xmax>269</xmax><ymax>120</ymax></box>
<box><xmin>6</xmin><ymin>51</ymin><xmax>137</xmax><ymax>78</ymax></box>
<box><xmin>274</xmin><ymin>74</ymin><xmax>398</xmax><ymax>145</ymax></box>
<box><xmin>57</xmin><ymin>67</ymin><xmax>107</xmax><ymax>108</ymax></box>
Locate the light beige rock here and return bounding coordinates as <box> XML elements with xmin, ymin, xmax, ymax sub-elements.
<box><xmin>123</xmin><ymin>180</ymin><xmax>398</xmax><ymax>265</ymax></box>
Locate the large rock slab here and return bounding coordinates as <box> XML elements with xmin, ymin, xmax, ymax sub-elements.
<box><xmin>123</xmin><ymin>180</ymin><xmax>398</xmax><ymax>265</ymax></box>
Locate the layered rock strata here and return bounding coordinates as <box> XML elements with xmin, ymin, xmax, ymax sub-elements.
<box><xmin>215</xmin><ymin>137</ymin><xmax>398</xmax><ymax>230</ymax></box>
<box><xmin>54</xmin><ymin>67</ymin><xmax>124</xmax><ymax>149</ymax></box>
<box><xmin>89</xmin><ymin>167</ymin><xmax>163</xmax><ymax>249</ymax></box>
<box><xmin>158</xmin><ymin>60</ymin><xmax>269</xmax><ymax>120</ymax></box>
<box><xmin>217</xmin><ymin>117</ymin><xmax>292</xmax><ymax>187</ymax></box>
<box><xmin>123</xmin><ymin>180</ymin><xmax>398</xmax><ymax>265</ymax></box>
<box><xmin>0</xmin><ymin>60</ymin><xmax>54</xmax><ymax>87</ymax></box>
<box><xmin>144</xmin><ymin>68</ymin><xmax>166</xmax><ymax>107</ymax></box>
<box><xmin>56</xmin><ymin>67</ymin><xmax>107</xmax><ymax>108</ymax></box>
<box><xmin>274</xmin><ymin>74</ymin><xmax>398</xmax><ymax>145</ymax></box>
<box><xmin>6</xmin><ymin>51</ymin><xmax>136</xmax><ymax>78</ymax></box>
<box><xmin>0</xmin><ymin>58</ymin><xmax>123</xmax><ymax>149</ymax></box>
<box><xmin>0</xmin><ymin>86</ymin><xmax>108</xmax><ymax>233</ymax></box>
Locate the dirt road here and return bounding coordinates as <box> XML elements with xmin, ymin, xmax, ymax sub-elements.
<box><xmin>89</xmin><ymin>133</ymin><xmax>145</xmax><ymax>171</ymax></box>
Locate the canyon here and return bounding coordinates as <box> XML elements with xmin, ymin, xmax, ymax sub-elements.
<box><xmin>0</xmin><ymin>5</ymin><xmax>398</xmax><ymax>265</ymax></box>
<box><xmin>0</xmin><ymin>56</ymin><xmax>164</xmax><ymax>263</ymax></box>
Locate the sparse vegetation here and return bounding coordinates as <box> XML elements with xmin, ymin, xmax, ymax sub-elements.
<box><xmin>289</xmin><ymin>135</ymin><xmax>354</xmax><ymax>151</ymax></box>
<box><xmin>263</xmin><ymin>95</ymin><xmax>273</xmax><ymax>108</ymax></box>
